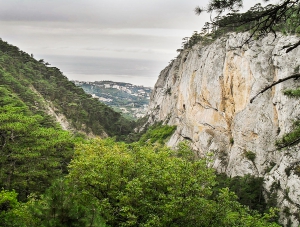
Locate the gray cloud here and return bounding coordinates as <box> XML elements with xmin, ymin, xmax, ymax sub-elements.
<box><xmin>0</xmin><ymin>0</ymin><xmax>270</xmax><ymax>86</ymax></box>
<box><xmin>44</xmin><ymin>54</ymin><xmax>165</xmax><ymax>86</ymax></box>
<box><xmin>0</xmin><ymin>0</ymin><xmax>208</xmax><ymax>29</ymax></box>
<box><xmin>45</xmin><ymin>55</ymin><xmax>164</xmax><ymax>76</ymax></box>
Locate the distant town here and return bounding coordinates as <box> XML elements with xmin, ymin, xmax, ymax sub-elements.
<box><xmin>72</xmin><ymin>80</ymin><xmax>153</xmax><ymax>120</ymax></box>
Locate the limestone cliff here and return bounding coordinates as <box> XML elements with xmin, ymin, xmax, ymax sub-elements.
<box><xmin>147</xmin><ymin>32</ymin><xmax>300</xmax><ymax>226</ymax></box>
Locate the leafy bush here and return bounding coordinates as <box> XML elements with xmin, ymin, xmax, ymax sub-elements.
<box><xmin>244</xmin><ymin>151</ymin><xmax>256</xmax><ymax>162</ymax></box>
<box><xmin>0</xmin><ymin>189</ymin><xmax>36</xmax><ymax>227</ymax></box>
<box><xmin>284</xmin><ymin>88</ymin><xmax>300</xmax><ymax>97</ymax></box>
<box><xmin>213</xmin><ymin>174</ymin><xmax>267</xmax><ymax>214</ymax></box>
<box><xmin>67</xmin><ymin>139</ymin><xmax>279</xmax><ymax>227</ymax></box>
<box><xmin>176</xmin><ymin>141</ymin><xmax>196</xmax><ymax>161</ymax></box>
<box><xmin>139</xmin><ymin>123</ymin><xmax>177</xmax><ymax>144</ymax></box>
<box><xmin>276</xmin><ymin>121</ymin><xmax>300</xmax><ymax>148</ymax></box>
<box><xmin>23</xmin><ymin>179</ymin><xmax>107</xmax><ymax>227</ymax></box>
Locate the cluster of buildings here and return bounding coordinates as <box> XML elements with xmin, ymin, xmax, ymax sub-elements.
<box><xmin>72</xmin><ymin>80</ymin><xmax>152</xmax><ymax>118</ymax></box>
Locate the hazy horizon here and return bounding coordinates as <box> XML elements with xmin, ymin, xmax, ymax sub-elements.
<box><xmin>1</xmin><ymin>0</ymin><xmax>268</xmax><ymax>86</ymax></box>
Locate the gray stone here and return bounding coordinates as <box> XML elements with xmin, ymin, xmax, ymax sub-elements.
<box><xmin>147</xmin><ymin>32</ymin><xmax>300</xmax><ymax>226</ymax></box>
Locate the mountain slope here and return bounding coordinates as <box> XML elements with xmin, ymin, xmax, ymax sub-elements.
<box><xmin>75</xmin><ymin>80</ymin><xmax>152</xmax><ymax>120</ymax></box>
<box><xmin>146</xmin><ymin>32</ymin><xmax>300</xmax><ymax>225</ymax></box>
<box><xmin>0</xmin><ymin>38</ymin><xmax>134</xmax><ymax>138</ymax></box>
<box><xmin>0</xmin><ymin>85</ymin><xmax>75</xmax><ymax>201</ymax></box>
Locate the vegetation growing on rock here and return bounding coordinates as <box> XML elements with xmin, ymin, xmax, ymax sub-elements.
<box><xmin>1</xmin><ymin>0</ymin><xmax>299</xmax><ymax>225</ymax></box>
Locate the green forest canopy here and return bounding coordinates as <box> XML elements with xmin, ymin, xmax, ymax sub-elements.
<box><xmin>0</xmin><ymin>38</ymin><xmax>135</xmax><ymax>139</ymax></box>
<box><xmin>1</xmin><ymin>1</ymin><xmax>298</xmax><ymax>224</ymax></box>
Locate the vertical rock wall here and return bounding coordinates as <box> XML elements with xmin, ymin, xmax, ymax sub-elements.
<box><xmin>147</xmin><ymin>33</ymin><xmax>300</xmax><ymax>226</ymax></box>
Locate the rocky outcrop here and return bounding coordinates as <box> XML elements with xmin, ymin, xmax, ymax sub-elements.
<box><xmin>147</xmin><ymin>32</ymin><xmax>300</xmax><ymax>226</ymax></box>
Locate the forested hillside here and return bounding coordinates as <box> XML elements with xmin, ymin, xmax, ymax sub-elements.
<box><xmin>0</xmin><ymin>40</ymin><xmax>280</xmax><ymax>225</ymax></box>
<box><xmin>75</xmin><ymin>80</ymin><xmax>152</xmax><ymax>120</ymax></box>
<box><xmin>0</xmin><ymin>38</ymin><xmax>134</xmax><ymax>139</ymax></box>
<box><xmin>0</xmin><ymin>4</ymin><xmax>289</xmax><ymax>224</ymax></box>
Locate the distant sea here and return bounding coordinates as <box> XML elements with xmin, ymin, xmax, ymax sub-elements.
<box><xmin>43</xmin><ymin>55</ymin><xmax>165</xmax><ymax>87</ymax></box>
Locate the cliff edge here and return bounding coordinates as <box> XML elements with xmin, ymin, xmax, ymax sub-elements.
<box><xmin>147</xmin><ymin>32</ymin><xmax>300</xmax><ymax>226</ymax></box>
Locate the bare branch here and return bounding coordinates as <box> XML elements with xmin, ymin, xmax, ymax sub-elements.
<box><xmin>285</xmin><ymin>39</ymin><xmax>300</xmax><ymax>53</ymax></box>
<box><xmin>201</xmin><ymin>0</ymin><xmax>300</xmax><ymax>52</ymax></box>
<box><xmin>250</xmin><ymin>73</ymin><xmax>300</xmax><ymax>103</ymax></box>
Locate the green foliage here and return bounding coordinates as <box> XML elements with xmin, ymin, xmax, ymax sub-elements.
<box><xmin>0</xmin><ymin>39</ymin><xmax>134</xmax><ymax>139</ymax></box>
<box><xmin>213</xmin><ymin>174</ymin><xmax>267</xmax><ymax>214</ymax></box>
<box><xmin>294</xmin><ymin>65</ymin><xmax>300</xmax><ymax>74</ymax></box>
<box><xmin>181</xmin><ymin>31</ymin><xmax>207</xmax><ymax>49</ymax></box>
<box><xmin>293</xmin><ymin>165</ymin><xmax>300</xmax><ymax>177</ymax></box>
<box><xmin>0</xmin><ymin>189</ymin><xmax>19</xmax><ymax>225</ymax></box>
<box><xmin>176</xmin><ymin>141</ymin><xmax>196</xmax><ymax>161</ymax></box>
<box><xmin>283</xmin><ymin>88</ymin><xmax>300</xmax><ymax>98</ymax></box>
<box><xmin>68</xmin><ymin>139</ymin><xmax>215</xmax><ymax>226</ymax></box>
<box><xmin>276</xmin><ymin>120</ymin><xmax>300</xmax><ymax>148</ymax></box>
<box><xmin>0</xmin><ymin>138</ymin><xmax>280</xmax><ymax>226</ymax></box>
<box><xmin>0</xmin><ymin>181</ymin><xmax>107</xmax><ymax>227</ymax></box>
<box><xmin>123</xmin><ymin>116</ymin><xmax>150</xmax><ymax>143</ymax></box>
<box><xmin>209</xmin><ymin>188</ymin><xmax>279</xmax><ymax>227</ymax></box>
<box><xmin>191</xmin><ymin>1</ymin><xmax>300</xmax><ymax>51</ymax></box>
<box><xmin>21</xmin><ymin>179</ymin><xmax>107</xmax><ymax>227</ymax></box>
<box><xmin>285</xmin><ymin>163</ymin><xmax>300</xmax><ymax>178</ymax></box>
<box><xmin>67</xmin><ymin>138</ymin><xmax>280</xmax><ymax>227</ymax></box>
<box><xmin>244</xmin><ymin>151</ymin><xmax>256</xmax><ymax>162</ymax></box>
<box><xmin>0</xmin><ymin>86</ymin><xmax>74</xmax><ymax>200</ymax></box>
<box><xmin>139</xmin><ymin>123</ymin><xmax>177</xmax><ymax>144</ymax></box>
<box><xmin>0</xmin><ymin>189</ymin><xmax>36</xmax><ymax>227</ymax></box>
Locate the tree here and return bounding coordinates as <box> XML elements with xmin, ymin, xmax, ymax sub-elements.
<box><xmin>0</xmin><ymin>38</ymin><xmax>135</xmax><ymax>140</ymax></box>
<box><xmin>0</xmin><ymin>87</ymin><xmax>74</xmax><ymax>201</ymax></box>
<box><xmin>68</xmin><ymin>138</ymin><xmax>279</xmax><ymax>227</ymax></box>
<box><xmin>23</xmin><ymin>179</ymin><xmax>106</xmax><ymax>227</ymax></box>
<box><xmin>0</xmin><ymin>189</ymin><xmax>36</xmax><ymax>227</ymax></box>
<box><xmin>195</xmin><ymin>0</ymin><xmax>300</xmax><ymax>52</ymax></box>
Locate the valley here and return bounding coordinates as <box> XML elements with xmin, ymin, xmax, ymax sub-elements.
<box><xmin>1</xmin><ymin>0</ymin><xmax>300</xmax><ymax>226</ymax></box>
<box><xmin>73</xmin><ymin>80</ymin><xmax>152</xmax><ymax>120</ymax></box>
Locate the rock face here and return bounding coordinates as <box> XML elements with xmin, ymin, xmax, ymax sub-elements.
<box><xmin>147</xmin><ymin>32</ymin><xmax>300</xmax><ymax>226</ymax></box>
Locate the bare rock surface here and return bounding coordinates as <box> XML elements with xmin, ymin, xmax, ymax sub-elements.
<box><xmin>147</xmin><ymin>33</ymin><xmax>300</xmax><ymax>226</ymax></box>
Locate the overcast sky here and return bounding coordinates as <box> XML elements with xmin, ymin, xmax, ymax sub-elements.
<box><xmin>0</xmin><ymin>0</ymin><xmax>270</xmax><ymax>87</ymax></box>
